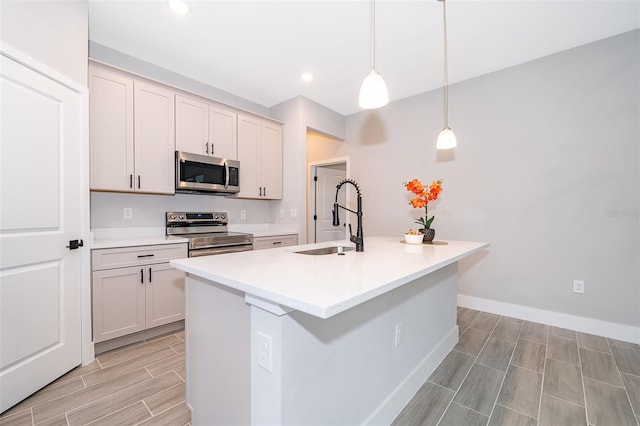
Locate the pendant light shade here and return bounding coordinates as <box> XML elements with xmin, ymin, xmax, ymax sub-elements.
<box><xmin>437</xmin><ymin>0</ymin><xmax>456</xmax><ymax>149</ymax></box>
<box><xmin>436</xmin><ymin>127</ymin><xmax>457</xmax><ymax>149</ymax></box>
<box><xmin>359</xmin><ymin>70</ymin><xmax>389</xmax><ymax>109</ymax></box>
<box><xmin>359</xmin><ymin>0</ymin><xmax>389</xmax><ymax>109</ymax></box>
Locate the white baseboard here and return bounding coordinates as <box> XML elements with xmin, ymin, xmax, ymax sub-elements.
<box><xmin>363</xmin><ymin>325</ymin><xmax>459</xmax><ymax>425</ymax></box>
<box><xmin>458</xmin><ymin>294</ymin><xmax>640</xmax><ymax>344</ymax></box>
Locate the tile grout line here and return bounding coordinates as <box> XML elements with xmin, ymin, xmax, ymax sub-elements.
<box><xmin>432</xmin><ymin>310</ymin><xmax>481</xmax><ymax>425</ymax></box>
<box><xmin>436</xmin><ymin>313</ymin><xmax>502</xmax><ymax>425</ymax></box>
<box><xmin>536</xmin><ymin>325</ymin><xmax>549</xmax><ymax>426</ymax></box>
<box><xmin>486</xmin><ymin>316</ymin><xmax>526</xmax><ymax>424</ymax></box>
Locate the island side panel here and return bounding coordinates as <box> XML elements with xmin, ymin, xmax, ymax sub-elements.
<box><xmin>186</xmin><ymin>275</ymin><xmax>251</xmax><ymax>425</ymax></box>
<box><xmin>250</xmin><ymin>263</ymin><xmax>459</xmax><ymax>425</ymax></box>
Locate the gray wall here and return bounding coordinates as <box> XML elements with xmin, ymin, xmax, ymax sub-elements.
<box><xmin>1</xmin><ymin>1</ymin><xmax>88</xmax><ymax>86</ymax></box>
<box><xmin>89</xmin><ymin>42</ymin><xmax>269</xmax><ymax>117</ymax></box>
<box><xmin>338</xmin><ymin>30</ymin><xmax>639</xmax><ymax>328</ymax></box>
<box><xmin>270</xmin><ymin>96</ymin><xmax>347</xmax><ymax>242</ymax></box>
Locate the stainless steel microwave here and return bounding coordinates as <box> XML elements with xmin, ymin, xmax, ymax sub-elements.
<box><xmin>175</xmin><ymin>151</ymin><xmax>240</xmax><ymax>194</ymax></box>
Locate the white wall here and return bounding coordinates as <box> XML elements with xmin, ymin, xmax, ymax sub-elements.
<box><xmin>340</xmin><ymin>30</ymin><xmax>639</xmax><ymax>329</ymax></box>
<box><xmin>0</xmin><ymin>1</ymin><xmax>88</xmax><ymax>86</ymax></box>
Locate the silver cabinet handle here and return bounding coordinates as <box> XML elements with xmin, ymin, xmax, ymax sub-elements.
<box><xmin>205</xmin><ymin>142</ymin><xmax>209</xmax><ymax>154</ymax></box>
<box><xmin>264</xmin><ymin>187</ymin><xmax>266</xmax><ymax>197</ymax></box>
<box><xmin>137</xmin><ymin>175</ymin><xmax>141</xmax><ymax>189</ymax></box>
<box><xmin>129</xmin><ymin>174</ymin><xmax>133</xmax><ymax>189</ymax></box>
<box><xmin>140</xmin><ymin>268</ymin><xmax>144</xmax><ymax>284</ymax></box>
<box><xmin>148</xmin><ymin>267</ymin><xmax>152</xmax><ymax>283</ymax></box>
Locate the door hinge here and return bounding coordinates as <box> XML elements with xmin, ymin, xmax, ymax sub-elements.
<box><xmin>313</xmin><ymin>215</ymin><xmax>317</xmax><ymax>221</ymax></box>
<box><xmin>313</xmin><ymin>176</ymin><xmax>318</xmax><ymax>182</ymax></box>
<box><xmin>66</xmin><ymin>239</ymin><xmax>84</xmax><ymax>250</ymax></box>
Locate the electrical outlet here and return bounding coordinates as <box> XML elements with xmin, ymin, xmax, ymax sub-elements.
<box><xmin>395</xmin><ymin>322</ymin><xmax>404</xmax><ymax>348</ymax></box>
<box><xmin>123</xmin><ymin>208</ymin><xmax>133</xmax><ymax>220</ymax></box>
<box><xmin>240</xmin><ymin>210</ymin><xmax>246</xmax><ymax>220</ymax></box>
<box><xmin>290</xmin><ymin>209</ymin><xmax>297</xmax><ymax>219</ymax></box>
<box><xmin>573</xmin><ymin>280</ymin><xmax>585</xmax><ymax>294</ymax></box>
<box><xmin>257</xmin><ymin>332</ymin><xmax>272</xmax><ymax>372</ymax></box>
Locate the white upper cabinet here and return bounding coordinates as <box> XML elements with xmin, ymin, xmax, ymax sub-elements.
<box><xmin>134</xmin><ymin>81</ymin><xmax>175</xmax><ymax>194</ymax></box>
<box><xmin>89</xmin><ymin>63</ymin><xmax>175</xmax><ymax>194</ymax></box>
<box><xmin>176</xmin><ymin>93</ymin><xmax>237</xmax><ymax>160</ymax></box>
<box><xmin>175</xmin><ymin>94</ymin><xmax>208</xmax><ymax>156</ymax></box>
<box><xmin>89</xmin><ymin>66</ymin><xmax>134</xmax><ymax>192</ymax></box>
<box><xmin>260</xmin><ymin>120</ymin><xmax>283</xmax><ymax>199</ymax></box>
<box><xmin>209</xmin><ymin>105</ymin><xmax>237</xmax><ymax>160</ymax></box>
<box><xmin>237</xmin><ymin>114</ymin><xmax>283</xmax><ymax>199</ymax></box>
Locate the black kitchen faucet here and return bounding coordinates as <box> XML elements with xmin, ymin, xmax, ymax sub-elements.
<box><xmin>332</xmin><ymin>179</ymin><xmax>364</xmax><ymax>252</ymax></box>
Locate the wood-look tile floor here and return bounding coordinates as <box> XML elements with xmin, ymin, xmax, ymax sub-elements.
<box><xmin>2</xmin><ymin>309</ymin><xmax>639</xmax><ymax>425</ymax></box>
<box><xmin>394</xmin><ymin>308</ymin><xmax>640</xmax><ymax>426</ymax></box>
<box><xmin>0</xmin><ymin>332</ymin><xmax>189</xmax><ymax>426</ymax></box>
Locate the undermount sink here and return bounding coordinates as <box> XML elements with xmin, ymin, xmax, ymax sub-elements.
<box><xmin>294</xmin><ymin>246</ymin><xmax>355</xmax><ymax>256</ymax></box>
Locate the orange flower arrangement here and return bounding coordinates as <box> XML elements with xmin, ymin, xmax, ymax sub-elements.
<box><xmin>404</xmin><ymin>179</ymin><xmax>443</xmax><ymax>229</ymax></box>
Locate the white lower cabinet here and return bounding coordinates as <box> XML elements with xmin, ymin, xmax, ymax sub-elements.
<box><xmin>253</xmin><ymin>234</ymin><xmax>298</xmax><ymax>250</ymax></box>
<box><xmin>91</xmin><ymin>244</ymin><xmax>187</xmax><ymax>343</ymax></box>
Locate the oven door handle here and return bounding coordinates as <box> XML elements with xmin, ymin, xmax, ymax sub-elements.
<box><xmin>189</xmin><ymin>245</ymin><xmax>253</xmax><ymax>257</ymax></box>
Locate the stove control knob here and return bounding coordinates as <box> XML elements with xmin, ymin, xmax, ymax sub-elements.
<box><xmin>178</xmin><ymin>214</ymin><xmax>185</xmax><ymax>220</ymax></box>
<box><xmin>221</xmin><ymin>213</ymin><xmax>226</xmax><ymax>219</ymax></box>
<box><xmin>214</xmin><ymin>214</ymin><xmax>219</xmax><ymax>220</ymax></box>
<box><xmin>170</xmin><ymin>214</ymin><xmax>177</xmax><ymax>220</ymax></box>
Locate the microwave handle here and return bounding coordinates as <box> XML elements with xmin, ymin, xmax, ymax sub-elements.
<box><xmin>224</xmin><ymin>161</ymin><xmax>229</xmax><ymax>189</ymax></box>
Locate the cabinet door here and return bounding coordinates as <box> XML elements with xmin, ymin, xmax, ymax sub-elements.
<box><xmin>89</xmin><ymin>65</ymin><xmax>134</xmax><ymax>191</ymax></box>
<box><xmin>237</xmin><ymin>114</ymin><xmax>261</xmax><ymax>198</ymax></box>
<box><xmin>209</xmin><ymin>106</ymin><xmax>237</xmax><ymax>160</ymax></box>
<box><xmin>260</xmin><ymin>121</ymin><xmax>283</xmax><ymax>199</ymax></box>
<box><xmin>176</xmin><ymin>94</ymin><xmax>209</xmax><ymax>155</ymax></box>
<box><xmin>92</xmin><ymin>267</ymin><xmax>146</xmax><ymax>343</ymax></box>
<box><xmin>134</xmin><ymin>81</ymin><xmax>176</xmax><ymax>194</ymax></box>
<box><xmin>145</xmin><ymin>263</ymin><xmax>185</xmax><ymax>328</ymax></box>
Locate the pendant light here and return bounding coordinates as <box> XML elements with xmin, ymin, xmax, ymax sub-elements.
<box><xmin>359</xmin><ymin>0</ymin><xmax>389</xmax><ymax>109</ymax></box>
<box><xmin>436</xmin><ymin>0</ymin><xmax>457</xmax><ymax>149</ymax></box>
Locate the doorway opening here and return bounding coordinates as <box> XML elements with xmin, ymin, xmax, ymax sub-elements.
<box><xmin>309</xmin><ymin>159</ymin><xmax>350</xmax><ymax>243</ymax></box>
<box><xmin>306</xmin><ymin>130</ymin><xmax>350</xmax><ymax>243</ymax></box>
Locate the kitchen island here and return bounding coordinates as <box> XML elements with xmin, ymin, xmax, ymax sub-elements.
<box><xmin>170</xmin><ymin>236</ymin><xmax>488</xmax><ymax>425</ymax></box>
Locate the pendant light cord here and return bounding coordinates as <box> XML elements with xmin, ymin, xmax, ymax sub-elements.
<box><xmin>442</xmin><ymin>0</ymin><xmax>449</xmax><ymax>128</ymax></box>
<box><xmin>370</xmin><ymin>0</ymin><xmax>376</xmax><ymax>70</ymax></box>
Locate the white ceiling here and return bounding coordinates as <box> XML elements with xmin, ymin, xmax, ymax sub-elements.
<box><xmin>89</xmin><ymin>0</ymin><xmax>640</xmax><ymax>116</ymax></box>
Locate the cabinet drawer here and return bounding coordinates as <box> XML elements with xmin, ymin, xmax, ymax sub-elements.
<box><xmin>253</xmin><ymin>234</ymin><xmax>298</xmax><ymax>250</ymax></box>
<box><xmin>92</xmin><ymin>244</ymin><xmax>187</xmax><ymax>270</ymax></box>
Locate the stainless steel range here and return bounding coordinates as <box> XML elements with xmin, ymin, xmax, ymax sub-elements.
<box><xmin>166</xmin><ymin>211</ymin><xmax>253</xmax><ymax>257</ymax></box>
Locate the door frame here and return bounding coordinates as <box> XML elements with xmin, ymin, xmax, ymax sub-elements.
<box><xmin>308</xmin><ymin>157</ymin><xmax>350</xmax><ymax>243</ymax></box>
<box><xmin>1</xmin><ymin>44</ymin><xmax>93</xmax><ymax>366</ymax></box>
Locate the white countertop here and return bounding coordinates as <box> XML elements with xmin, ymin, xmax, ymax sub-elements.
<box><xmin>90</xmin><ymin>225</ymin><xmax>296</xmax><ymax>249</ymax></box>
<box><xmin>170</xmin><ymin>236</ymin><xmax>489</xmax><ymax>319</ymax></box>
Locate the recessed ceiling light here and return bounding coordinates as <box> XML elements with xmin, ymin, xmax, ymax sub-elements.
<box><xmin>169</xmin><ymin>0</ymin><xmax>190</xmax><ymax>15</ymax></box>
<box><xmin>301</xmin><ymin>73</ymin><xmax>314</xmax><ymax>82</ymax></box>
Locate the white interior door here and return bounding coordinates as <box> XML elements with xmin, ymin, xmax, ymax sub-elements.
<box><xmin>313</xmin><ymin>165</ymin><xmax>347</xmax><ymax>243</ymax></box>
<box><xmin>0</xmin><ymin>53</ymin><xmax>83</xmax><ymax>412</ymax></box>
